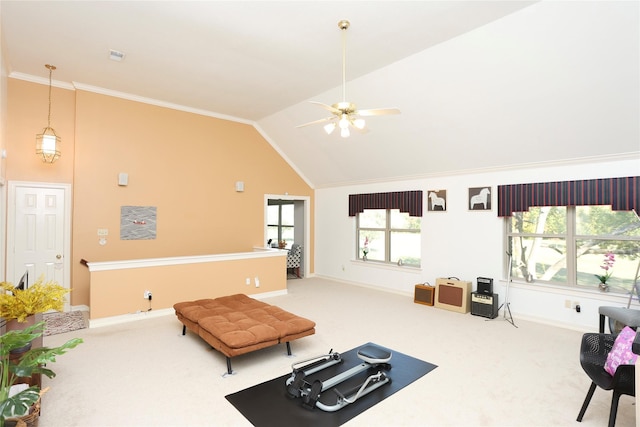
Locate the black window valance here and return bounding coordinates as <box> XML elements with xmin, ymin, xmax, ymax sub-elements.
<box><xmin>349</xmin><ymin>190</ymin><xmax>423</xmax><ymax>217</ymax></box>
<box><xmin>497</xmin><ymin>176</ymin><xmax>639</xmax><ymax>217</ymax></box>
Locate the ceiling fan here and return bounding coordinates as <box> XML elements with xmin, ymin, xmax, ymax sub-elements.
<box><xmin>297</xmin><ymin>19</ymin><xmax>401</xmax><ymax>138</ymax></box>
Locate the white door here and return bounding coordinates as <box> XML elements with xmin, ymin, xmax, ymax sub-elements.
<box><xmin>7</xmin><ymin>182</ymin><xmax>71</xmax><ymax>310</ymax></box>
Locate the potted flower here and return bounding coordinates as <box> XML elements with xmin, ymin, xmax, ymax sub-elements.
<box><xmin>362</xmin><ymin>237</ymin><xmax>369</xmax><ymax>260</ymax></box>
<box><xmin>0</xmin><ymin>321</ymin><xmax>82</xmax><ymax>427</ymax></box>
<box><xmin>595</xmin><ymin>251</ymin><xmax>616</xmax><ymax>292</ymax></box>
<box><xmin>0</xmin><ymin>277</ymin><xmax>69</xmax><ymax>326</ymax></box>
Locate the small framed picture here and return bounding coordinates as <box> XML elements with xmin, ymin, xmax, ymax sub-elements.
<box><xmin>468</xmin><ymin>187</ymin><xmax>492</xmax><ymax>211</ymax></box>
<box><xmin>427</xmin><ymin>190</ymin><xmax>447</xmax><ymax>212</ymax></box>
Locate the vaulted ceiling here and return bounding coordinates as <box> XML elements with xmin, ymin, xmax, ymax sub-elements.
<box><xmin>2</xmin><ymin>1</ymin><xmax>638</xmax><ymax>188</ymax></box>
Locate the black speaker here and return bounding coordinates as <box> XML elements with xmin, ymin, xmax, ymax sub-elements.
<box><xmin>477</xmin><ymin>277</ymin><xmax>493</xmax><ymax>295</ymax></box>
<box><xmin>471</xmin><ymin>292</ymin><xmax>499</xmax><ymax>319</ymax></box>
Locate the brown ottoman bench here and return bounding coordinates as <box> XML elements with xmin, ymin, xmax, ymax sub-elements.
<box><xmin>174</xmin><ymin>293</ymin><xmax>316</xmax><ymax>374</ymax></box>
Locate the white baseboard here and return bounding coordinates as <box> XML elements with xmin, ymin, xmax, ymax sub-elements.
<box><xmin>505</xmin><ymin>312</ymin><xmax>593</xmax><ymax>333</ymax></box>
<box><xmin>86</xmin><ymin>290</ymin><xmax>288</xmax><ymax>329</ymax></box>
<box><xmin>89</xmin><ymin>308</ymin><xmax>174</xmax><ymax>329</ymax></box>
<box><xmin>250</xmin><ymin>289</ymin><xmax>288</xmax><ymax>300</ymax></box>
<box><xmin>314</xmin><ymin>274</ymin><xmax>413</xmax><ymax>298</ymax></box>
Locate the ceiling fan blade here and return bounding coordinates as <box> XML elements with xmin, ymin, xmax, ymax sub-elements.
<box><xmin>296</xmin><ymin>116</ymin><xmax>335</xmax><ymax>128</ymax></box>
<box><xmin>309</xmin><ymin>101</ymin><xmax>341</xmax><ymax>115</ymax></box>
<box><xmin>356</xmin><ymin>108</ymin><xmax>401</xmax><ymax>117</ymax></box>
<box><xmin>352</xmin><ymin>125</ymin><xmax>369</xmax><ymax>134</ymax></box>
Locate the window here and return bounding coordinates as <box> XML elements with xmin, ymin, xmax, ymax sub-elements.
<box><xmin>267</xmin><ymin>202</ymin><xmax>294</xmax><ymax>248</ymax></box>
<box><xmin>506</xmin><ymin>206</ymin><xmax>640</xmax><ymax>292</ymax></box>
<box><xmin>357</xmin><ymin>209</ymin><xmax>421</xmax><ymax>267</ymax></box>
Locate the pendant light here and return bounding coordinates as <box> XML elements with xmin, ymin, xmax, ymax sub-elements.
<box><xmin>35</xmin><ymin>64</ymin><xmax>61</xmax><ymax>163</ymax></box>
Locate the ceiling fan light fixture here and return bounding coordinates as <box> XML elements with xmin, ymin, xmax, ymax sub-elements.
<box><xmin>339</xmin><ymin>114</ymin><xmax>350</xmax><ymax>129</ymax></box>
<box><xmin>296</xmin><ymin>19</ymin><xmax>400</xmax><ymax>136</ymax></box>
<box><xmin>324</xmin><ymin>122</ymin><xmax>336</xmax><ymax>135</ymax></box>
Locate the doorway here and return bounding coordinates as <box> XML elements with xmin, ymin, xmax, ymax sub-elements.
<box><xmin>7</xmin><ymin>181</ymin><xmax>72</xmax><ymax>310</ymax></box>
<box><xmin>265</xmin><ymin>194</ymin><xmax>310</xmax><ymax>278</ymax></box>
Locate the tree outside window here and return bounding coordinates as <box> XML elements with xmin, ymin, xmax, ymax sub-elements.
<box><xmin>506</xmin><ymin>206</ymin><xmax>640</xmax><ymax>292</ymax></box>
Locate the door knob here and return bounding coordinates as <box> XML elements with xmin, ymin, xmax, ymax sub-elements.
<box><xmin>56</xmin><ymin>254</ymin><xmax>62</xmax><ymax>259</ymax></box>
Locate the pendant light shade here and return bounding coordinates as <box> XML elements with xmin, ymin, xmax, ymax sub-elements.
<box><xmin>35</xmin><ymin>64</ymin><xmax>61</xmax><ymax>163</ymax></box>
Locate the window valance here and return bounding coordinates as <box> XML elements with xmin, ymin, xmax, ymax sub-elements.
<box><xmin>497</xmin><ymin>176</ymin><xmax>639</xmax><ymax>217</ymax></box>
<box><xmin>349</xmin><ymin>190</ymin><xmax>423</xmax><ymax>217</ymax></box>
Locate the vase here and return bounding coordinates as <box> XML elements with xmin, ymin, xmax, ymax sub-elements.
<box><xmin>9</xmin><ymin>341</ymin><xmax>32</xmax><ymax>356</ymax></box>
<box><xmin>599</xmin><ymin>282</ymin><xmax>609</xmax><ymax>292</ymax></box>
<box><xmin>6</xmin><ymin>313</ymin><xmax>43</xmax><ymax>331</ymax></box>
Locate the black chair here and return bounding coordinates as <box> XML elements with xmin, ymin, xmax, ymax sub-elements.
<box><xmin>286</xmin><ymin>244</ymin><xmax>302</xmax><ymax>278</ymax></box>
<box><xmin>576</xmin><ymin>332</ymin><xmax>635</xmax><ymax>427</ymax></box>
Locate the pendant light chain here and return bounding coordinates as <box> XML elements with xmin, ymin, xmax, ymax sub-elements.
<box><xmin>46</xmin><ymin>64</ymin><xmax>55</xmax><ymax>129</ymax></box>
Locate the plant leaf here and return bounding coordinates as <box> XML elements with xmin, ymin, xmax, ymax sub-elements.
<box><xmin>16</xmin><ymin>338</ymin><xmax>83</xmax><ymax>369</ymax></box>
<box><xmin>0</xmin><ymin>323</ymin><xmax>45</xmax><ymax>357</ymax></box>
<box><xmin>0</xmin><ymin>386</ymin><xmax>39</xmax><ymax>421</ymax></box>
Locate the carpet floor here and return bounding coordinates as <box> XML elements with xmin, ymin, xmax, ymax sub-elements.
<box><xmin>39</xmin><ymin>278</ymin><xmax>636</xmax><ymax>426</ymax></box>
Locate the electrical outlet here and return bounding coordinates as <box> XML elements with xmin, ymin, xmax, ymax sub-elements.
<box><xmin>255</xmin><ymin>277</ymin><xmax>260</xmax><ymax>288</ymax></box>
<box><xmin>144</xmin><ymin>290</ymin><xmax>152</xmax><ymax>300</ymax></box>
<box><xmin>246</xmin><ymin>278</ymin><xmax>251</xmax><ymax>285</ymax></box>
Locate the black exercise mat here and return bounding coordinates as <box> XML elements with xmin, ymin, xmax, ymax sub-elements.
<box><xmin>225</xmin><ymin>342</ymin><xmax>437</xmax><ymax>427</ymax></box>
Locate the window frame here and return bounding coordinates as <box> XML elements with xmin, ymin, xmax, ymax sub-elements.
<box><xmin>504</xmin><ymin>205</ymin><xmax>640</xmax><ymax>291</ymax></box>
<box><xmin>356</xmin><ymin>208</ymin><xmax>421</xmax><ymax>267</ymax></box>
<box><xmin>267</xmin><ymin>201</ymin><xmax>294</xmax><ymax>248</ymax></box>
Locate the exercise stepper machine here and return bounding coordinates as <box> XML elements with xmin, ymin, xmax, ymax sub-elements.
<box><xmin>285</xmin><ymin>344</ymin><xmax>392</xmax><ymax>412</ymax></box>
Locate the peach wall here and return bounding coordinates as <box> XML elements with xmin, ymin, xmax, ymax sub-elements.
<box><xmin>0</xmin><ymin>39</ymin><xmax>7</xmax><ymax>181</ymax></box>
<box><xmin>6</xmin><ymin>79</ymin><xmax>314</xmax><ymax>310</ymax></box>
<box><xmin>88</xmin><ymin>252</ymin><xmax>286</xmax><ymax>320</ymax></box>
<box><xmin>6</xmin><ymin>79</ymin><xmax>75</xmax><ymax>183</ymax></box>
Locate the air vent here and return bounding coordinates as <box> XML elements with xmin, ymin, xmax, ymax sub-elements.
<box><xmin>109</xmin><ymin>49</ymin><xmax>126</xmax><ymax>62</ymax></box>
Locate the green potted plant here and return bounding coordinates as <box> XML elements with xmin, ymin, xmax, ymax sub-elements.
<box><xmin>0</xmin><ymin>321</ymin><xmax>82</xmax><ymax>427</ymax></box>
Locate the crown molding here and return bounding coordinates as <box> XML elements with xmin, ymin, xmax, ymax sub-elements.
<box><xmin>315</xmin><ymin>152</ymin><xmax>640</xmax><ymax>189</ymax></box>
<box><xmin>9</xmin><ymin>71</ymin><xmax>253</xmax><ymax>125</ymax></box>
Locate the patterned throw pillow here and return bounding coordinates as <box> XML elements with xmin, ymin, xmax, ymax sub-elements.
<box><xmin>604</xmin><ymin>326</ymin><xmax>638</xmax><ymax>376</ymax></box>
